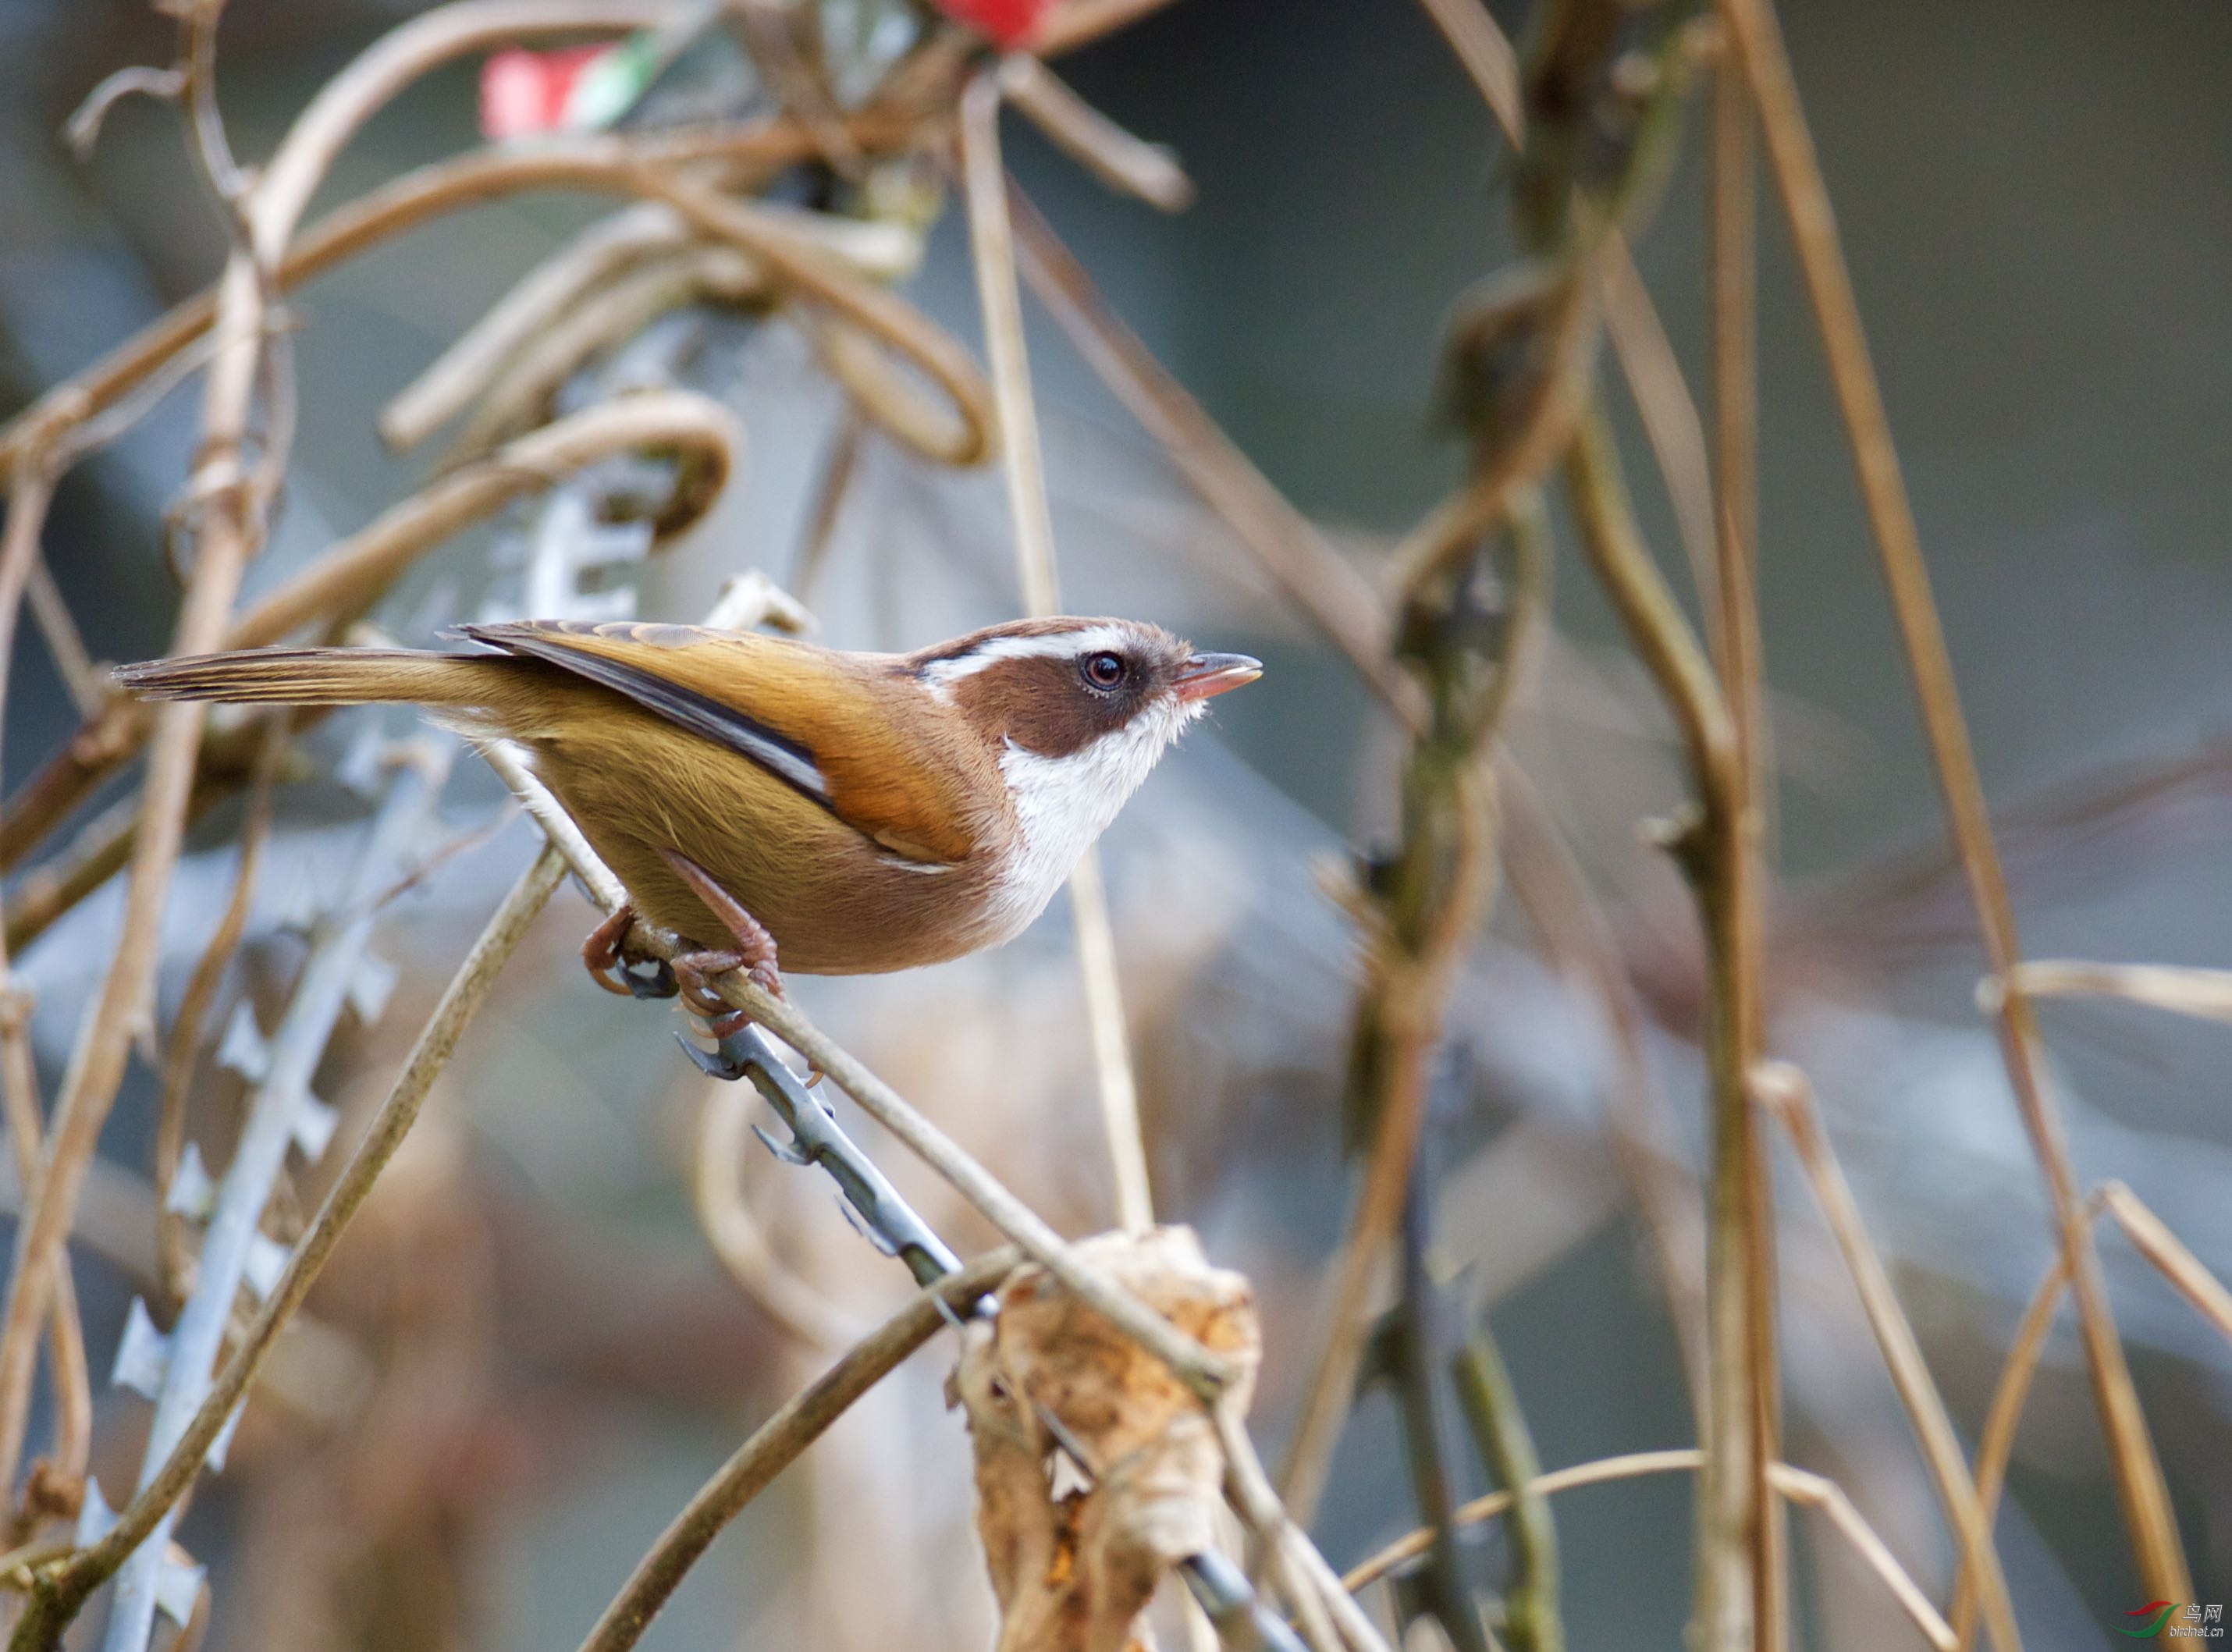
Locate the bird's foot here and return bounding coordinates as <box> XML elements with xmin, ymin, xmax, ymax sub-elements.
<box><xmin>657</xmin><ymin>848</ymin><xmax>784</xmax><ymax>1033</ymax></box>
<box><xmin>581</xmin><ymin>902</ymin><xmax>677</xmax><ymax>1000</ymax></box>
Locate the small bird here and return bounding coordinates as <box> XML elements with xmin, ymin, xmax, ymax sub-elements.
<box><xmin>118</xmin><ymin>616</ymin><xmax>1260</xmax><ymax>1026</ymax></box>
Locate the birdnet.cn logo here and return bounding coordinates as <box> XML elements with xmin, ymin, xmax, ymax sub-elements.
<box><xmin>2120</xmin><ymin>1601</ymin><xmax>2224</xmax><ymax>1638</ymax></box>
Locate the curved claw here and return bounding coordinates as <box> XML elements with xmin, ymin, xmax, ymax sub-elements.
<box><xmin>583</xmin><ymin>903</ymin><xmax>680</xmax><ymax>1000</ymax></box>
<box><xmin>674</xmin><ymin>1029</ymin><xmax>751</xmax><ymax>1082</ymax></box>
<box><xmin>620</xmin><ymin>957</ymin><xmax>678</xmax><ymax>1000</ymax></box>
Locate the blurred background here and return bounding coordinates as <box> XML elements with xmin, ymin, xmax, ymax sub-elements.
<box><xmin>2</xmin><ymin>1</ymin><xmax>2229</xmax><ymax>1647</ymax></box>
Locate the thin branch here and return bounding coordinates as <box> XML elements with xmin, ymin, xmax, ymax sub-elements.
<box><xmin>0</xmin><ymin>456</ymin><xmax>91</xmax><ymax>1518</ymax></box>
<box><xmin>1498</xmin><ymin>769</ymin><xmax>1708</xmax><ymax>1423</ymax></box>
<box><xmin>1035</xmin><ymin>0</ymin><xmax>1184</xmax><ymax>55</ymax></box>
<box><xmin>960</xmin><ymin>69</ymin><xmax>1154</xmax><ymax>1236</ymax></box>
<box><xmin>1998</xmin><ymin>959</ymin><xmax>2232</xmax><ymax>1026</ymax></box>
<box><xmin>1005</xmin><ymin>185</ymin><xmax>1414</xmax><ymax>721</ymax></box>
<box><xmin>1410</xmin><ymin>0</ymin><xmax>1523</xmax><ymax>145</ymax></box>
<box><xmin>1215</xmin><ymin>1406</ymin><xmax>1352</xmax><ymax>1652</ymax></box>
<box><xmin>1341</xmin><ymin>1450</ymin><xmax>1956</xmax><ymax>1652</ymax></box>
<box><xmin>0</xmin><ymin>84</ymin><xmax>965</xmax><ymax>495</ymax></box>
<box><xmin>786</xmin><ymin>412</ymin><xmax>862</xmax><ymax>608</ymax></box>
<box><xmin>1774</xmin><ymin>1465</ymin><xmax>1956</xmax><ymax>1652</ymax></box>
<box><xmin>1601</xmin><ymin>230</ymin><xmax>1719</xmax><ymax>666</ymax></box>
<box><xmin>1720</xmin><ymin>0</ymin><xmax>2189</xmax><ymax>1599</ymax></box>
<box><xmin>2097</xmin><ymin>1181</ymin><xmax>2232</xmax><ymax>1350</ymax></box>
<box><xmin>1951</xmin><ymin>1246</ymin><xmax>2070</xmax><ymax>1652</ymax></box>
<box><xmin>1452</xmin><ymin>1313</ymin><xmax>1562</xmax><ymax>1652</ymax></box>
<box><xmin>573</xmin><ymin>1253</ymin><xmax>1022</xmax><ymax>1652</ymax></box>
<box><xmin>23</xmin><ymin>566</ymin><xmax>104</xmax><ymax>722</ymax></box>
<box><xmin>439</xmin><ymin>247</ymin><xmax>767</xmax><ymax>471</ymax></box>
<box><xmin>1280</xmin><ymin>496</ymin><xmax>1548</xmax><ymax>1529</ymax></box>
<box><xmin>999</xmin><ymin>55</ymin><xmax>1194</xmax><ymax>211</ymax></box>
<box><xmin>153</xmin><ymin>713</ymin><xmax>286</xmax><ymax>1310</ymax></box>
<box><xmin>379</xmin><ymin>202</ymin><xmax>690</xmax><ymax>449</ymax></box>
<box><xmin>1749</xmin><ymin>1061</ymin><xmax>2020</xmax><ymax>1652</ymax></box>
<box><xmin>10</xmin><ymin>847</ymin><xmax>568</xmax><ymax>1651</ymax></box>
<box><xmin>1342</xmin><ymin>1449</ymin><xmax>1708</xmax><ymax>1590</ymax></box>
<box><xmin>1564</xmin><ymin>403</ymin><xmax>1780</xmax><ymax>1652</ymax></box>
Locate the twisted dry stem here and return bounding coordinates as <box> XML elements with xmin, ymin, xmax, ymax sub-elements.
<box><xmin>1719</xmin><ymin>0</ymin><xmax>2188</xmax><ymax>1600</ymax></box>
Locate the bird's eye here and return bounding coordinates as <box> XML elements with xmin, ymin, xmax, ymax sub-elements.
<box><xmin>1082</xmin><ymin>651</ymin><xmax>1127</xmax><ymax>690</ymax></box>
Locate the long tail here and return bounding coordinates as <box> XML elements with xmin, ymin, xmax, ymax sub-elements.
<box><xmin>115</xmin><ymin>647</ymin><xmax>515</xmax><ymax>707</ymax></box>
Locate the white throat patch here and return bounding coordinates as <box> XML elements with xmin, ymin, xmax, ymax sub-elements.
<box><xmin>984</xmin><ymin>691</ymin><xmax>1202</xmax><ymax>936</ymax></box>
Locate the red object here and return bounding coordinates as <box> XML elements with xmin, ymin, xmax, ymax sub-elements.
<box><xmin>933</xmin><ymin>0</ymin><xmax>1054</xmax><ymax>51</ymax></box>
<box><xmin>479</xmin><ymin>44</ymin><xmax>610</xmax><ymax>141</ymax></box>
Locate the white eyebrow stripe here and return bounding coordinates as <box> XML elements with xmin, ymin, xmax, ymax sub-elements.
<box><xmin>919</xmin><ymin>625</ymin><xmax>1139</xmax><ymax>687</ymax></box>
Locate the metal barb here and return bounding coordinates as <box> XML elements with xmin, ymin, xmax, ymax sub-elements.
<box><xmin>681</xmin><ymin>1022</ymin><xmax>1295</xmax><ymax>1652</ymax></box>
<box><xmin>701</xmin><ymin>1021</ymin><xmax>967</xmax><ymax>1292</ymax></box>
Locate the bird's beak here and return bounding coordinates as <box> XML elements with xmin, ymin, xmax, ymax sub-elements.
<box><xmin>1171</xmin><ymin>652</ymin><xmax>1263</xmax><ymax>702</ymax></box>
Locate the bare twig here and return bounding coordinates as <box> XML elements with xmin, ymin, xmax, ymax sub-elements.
<box><xmin>1341</xmin><ymin>1450</ymin><xmax>1955</xmax><ymax>1652</ymax></box>
<box><xmin>0</xmin><ymin>454</ymin><xmax>91</xmax><ymax>1520</ymax></box>
<box><xmin>1749</xmin><ymin>1061</ymin><xmax>2020</xmax><ymax>1652</ymax></box>
<box><xmin>1720</xmin><ymin>0</ymin><xmax>2189</xmax><ymax>1598</ymax></box>
<box><xmin>786</xmin><ymin>412</ymin><xmax>862</xmax><ymax>606</ymax></box>
<box><xmin>62</xmin><ymin>66</ymin><xmax>186</xmax><ymax>158</ymax></box>
<box><xmin>574</xmin><ymin>1253</ymin><xmax>1022</xmax><ymax>1652</ymax></box>
<box><xmin>153</xmin><ymin>714</ymin><xmax>287</xmax><ymax>1309</ymax></box>
<box><xmin>960</xmin><ymin>69</ymin><xmax>1154</xmax><ymax>1237</ymax></box>
<box><xmin>380</xmin><ymin>203</ymin><xmax>691</xmax><ymax>449</ymax></box>
<box><xmin>23</xmin><ymin>566</ymin><xmax>103</xmax><ymax>722</ymax></box>
<box><xmin>1410</xmin><ymin>0</ymin><xmax>1523</xmax><ymax>145</ymax></box>
<box><xmin>1035</xmin><ymin>0</ymin><xmax>1184</xmax><ymax>56</ymax></box>
<box><xmin>1006</xmin><ymin>187</ymin><xmax>1413</xmax><ymax>719</ymax></box>
<box><xmin>1277</xmin><ymin>496</ymin><xmax>1537</xmax><ymax>1526</ymax></box>
<box><xmin>1601</xmin><ymin>231</ymin><xmax>1718</xmax><ymax>660</ymax></box>
<box><xmin>1996</xmin><ymin>959</ymin><xmax>2232</xmax><ymax>1025</ymax></box>
<box><xmin>1564</xmin><ymin>405</ymin><xmax>1780</xmax><ymax>1652</ymax></box>
<box><xmin>439</xmin><ymin>247</ymin><xmax>768</xmax><ymax>469</ymax></box>
<box><xmin>1498</xmin><ymin>770</ymin><xmax>1708</xmax><ymax>1420</ymax></box>
<box><xmin>2097</xmin><ymin>1181</ymin><xmax>2232</xmax><ymax>1350</ymax></box>
<box><xmin>998</xmin><ymin>55</ymin><xmax>1194</xmax><ymax>211</ymax></box>
<box><xmin>1951</xmin><ymin>1246</ymin><xmax>2070</xmax><ymax>1652</ymax></box>
<box><xmin>1452</xmin><ymin>1313</ymin><xmax>1561</xmax><ymax>1652</ymax></box>
<box><xmin>1774</xmin><ymin>1465</ymin><xmax>1955</xmax><ymax>1652</ymax></box>
<box><xmin>0</xmin><ymin>121</ymin><xmax>822</xmax><ymax>488</ymax></box>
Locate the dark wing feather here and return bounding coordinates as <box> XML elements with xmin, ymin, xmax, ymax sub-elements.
<box><xmin>455</xmin><ymin>622</ymin><xmax>833</xmax><ymax>808</ymax></box>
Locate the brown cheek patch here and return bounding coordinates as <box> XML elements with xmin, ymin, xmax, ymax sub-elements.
<box><xmin>952</xmin><ymin>655</ymin><xmax>1138</xmax><ymax>757</ymax></box>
